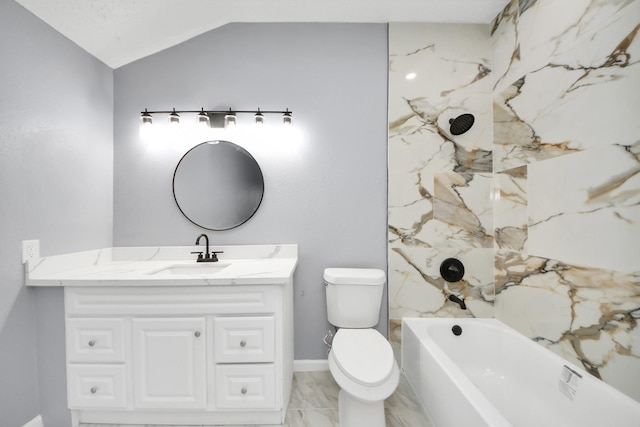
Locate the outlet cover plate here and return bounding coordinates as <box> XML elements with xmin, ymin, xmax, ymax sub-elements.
<box><xmin>22</xmin><ymin>240</ymin><xmax>40</xmax><ymax>263</ymax></box>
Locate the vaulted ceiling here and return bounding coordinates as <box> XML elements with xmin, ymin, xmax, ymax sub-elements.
<box><xmin>15</xmin><ymin>0</ymin><xmax>509</xmax><ymax>68</ymax></box>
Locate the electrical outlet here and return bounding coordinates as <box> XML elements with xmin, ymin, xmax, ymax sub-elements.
<box><xmin>22</xmin><ymin>239</ymin><xmax>40</xmax><ymax>263</ymax></box>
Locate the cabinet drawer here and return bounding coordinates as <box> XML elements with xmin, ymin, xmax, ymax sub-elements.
<box><xmin>67</xmin><ymin>364</ymin><xmax>127</xmax><ymax>409</ymax></box>
<box><xmin>66</xmin><ymin>318</ymin><xmax>125</xmax><ymax>363</ymax></box>
<box><xmin>215</xmin><ymin>364</ymin><xmax>276</xmax><ymax>409</ymax></box>
<box><xmin>213</xmin><ymin>316</ymin><xmax>275</xmax><ymax>363</ymax></box>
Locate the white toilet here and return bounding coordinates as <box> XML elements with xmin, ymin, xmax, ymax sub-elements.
<box><xmin>324</xmin><ymin>268</ymin><xmax>400</xmax><ymax>427</ymax></box>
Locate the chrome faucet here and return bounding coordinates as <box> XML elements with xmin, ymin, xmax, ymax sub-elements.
<box><xmin>192</xmin><ymin>234</ymin><xmax>223</xmax><ymax>262</ymax></box>
<box><xmin>448</xmin><ymin>294</ymin><xmax>467</xmax><ymax>310</ymax></box>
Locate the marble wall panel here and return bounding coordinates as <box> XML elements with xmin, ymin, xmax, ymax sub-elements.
<box><xmin>492</xmin><ymin>0</ymin><xmax>640</xmax><ymax>402</ymax></box>
<box><xmin>389</xmin><ymin>23</ymin><xmax>492</xmax><ymax>175</ymax></box>
<box><xmin>494</xmin><ymin>165</ymin><xmax>527</xmax><ymax>253</ymax></box>
<box><xmin>493</xmin><ymin>0</ymin><xmax>640</xmax><ymax>170</ymax></box>
<box><xmin>433</xmin><ymin>171</ymin><xmax>493</xmax><ymax>248</ymax></box>
<box><xmin>390</xmin><ymin>246</ymin><xmax>494</xmax><ymax>319</ymax></box>
<box><xmin>495</xmin><ymin>250</ymin><xmax>640</xmax><ymax>401</ymax></box>
<box><xmin>388</xmin><ymin>23</ymin><xmax>494</xmax><ymax>326</ymax></box>
<box><xmin>528</xmin><ymin>145</ymin><xmax>640</xmax><ymax>274</ymax></box>
<box><xmin>492</xmin><ymin>0</ymin><xmax>640</xmax><ymax>93</ymax></box>
<box><xmin>490</xmin><ymin>0</ymin><xmax>519</xmax><ymax>92</ymax></box>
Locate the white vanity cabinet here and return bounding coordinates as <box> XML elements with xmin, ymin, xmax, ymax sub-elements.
<box><xmin>64</xmin><ymin>283</ymin><xmax>294</xmax><ymax>426</ymax></box>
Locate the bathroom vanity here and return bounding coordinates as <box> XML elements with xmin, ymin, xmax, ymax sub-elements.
<box><xmin>26</xmin><ymin>245</ymin><xmax>297</xmax><ymax>426</ymax></box>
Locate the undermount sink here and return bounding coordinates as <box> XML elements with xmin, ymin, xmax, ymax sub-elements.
<box><xmin>151</xmin><ymin>263</ymin><xmax>230</xmax><ymax>275</ymax></box>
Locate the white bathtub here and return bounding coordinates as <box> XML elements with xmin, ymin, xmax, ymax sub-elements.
<box><xmin>402</xmin><ymin>318</ymin><xmax>640</xmax><ymax>427</ymax></box>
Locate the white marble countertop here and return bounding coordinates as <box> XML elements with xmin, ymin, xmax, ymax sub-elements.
<box><xmin>25</xmin><ymin>245</ymin><xmax>298</xmax><ymax>287</ymax></box>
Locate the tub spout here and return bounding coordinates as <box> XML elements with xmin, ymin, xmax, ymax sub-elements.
<box><xmin>448</xmin><ymin>294</ymin><xmax>466</xmax><ymax>310</ymax></box>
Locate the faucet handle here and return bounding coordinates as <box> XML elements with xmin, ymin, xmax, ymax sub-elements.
<box><xmin>211</xmin><ymin>251</ymin><xmax>224</xmax><ymax>262</ymax></box>
<box><xmin>190</xmin><ymin>251</ymin><xmax>204</xmax><ymax>261</ymax></box>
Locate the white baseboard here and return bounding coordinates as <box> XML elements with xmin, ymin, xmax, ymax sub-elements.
<box><xmin>294</xmin><ymin>359</ymin><xmax>329</xmax><ymax>372</ymax></box>
<box><xmin>23</xmin><ymin>415</ymin><xmax>43</xmax><ymax>427</ymax></box>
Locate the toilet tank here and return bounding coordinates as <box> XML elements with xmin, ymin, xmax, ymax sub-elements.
<box><xmin>324</xmin><ymin>268</ymin><xmax>386</xmax><ymax>328</ymax></box>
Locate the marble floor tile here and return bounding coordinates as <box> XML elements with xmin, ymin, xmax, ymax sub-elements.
<box><xmin>288</xmin><ymin>371</ymin><xmax>340</xmax><ymax>410</ymax></box>
<box><xmin>80</xmin><ymin>371</ymin><xmax>432</xmax><ymax>427</ymax></box>
<box><xmin>284</xmin><ymin>408</ymin><xmax>339</xmax><ymax>427</ymax></box>
<box><xmin>385</xmin><ymin>374</ymin><xmax>433</xmax><ymax>427</ymax></box>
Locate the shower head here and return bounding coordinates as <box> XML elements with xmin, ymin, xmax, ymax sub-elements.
<box><xmin>449</xmin><ymin>113</ymin><xmax>475</xmax><ymax>135</ymax></box>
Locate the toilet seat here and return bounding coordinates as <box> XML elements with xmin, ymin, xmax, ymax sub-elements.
<box><xmin>331</xmin><ymin>329</ymin><xmax>394</xmax><ymax>387</ymax></box>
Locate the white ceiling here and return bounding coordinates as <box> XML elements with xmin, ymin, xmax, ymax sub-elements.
<box><xmin>15</xmin><ymin>0</ymin><xmax>509</xmax><ymax>69</ymax></box>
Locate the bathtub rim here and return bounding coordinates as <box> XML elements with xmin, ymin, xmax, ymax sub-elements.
<box><xmin>402</xmin><ymin>317</ymin><xmax>512</xmax><ymax>427</ymax></box>
<box><xmin>401</xmin><ymin>317</ymin><xmax>640</xmax><ymax>426</ymax></box>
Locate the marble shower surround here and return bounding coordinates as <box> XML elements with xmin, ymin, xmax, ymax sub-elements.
<box><xmin>492</xmin><ymin>0</ymin><xmax>640</xmax><ymax>402</ymax></box>
<box><xmin>388</xmin><ymin>22</ymin><xmax>495</xmax><ymax>354</ymax></box>
<box><xmin>389</xmin><ymin>0</ymin><xmax>640</xmax><ymax>403</ymax></box>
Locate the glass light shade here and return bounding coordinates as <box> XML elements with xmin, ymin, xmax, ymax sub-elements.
<box><xmin>197</xmin><ymin>109</ymin><xmax>210</xmax><ymax>126</ymax></box>
<box><xmin>225</xmin><ymin>111</ymin><xmax>236</xmax><ymax>128</ymax></box>
<box><xmin>140</xmin><ymin>109</ymin><xmax>153</xmax><ymax>125</ymax></box>
<box><xmin>282</xmin><ymin>110</ymin><xmax>292</xmax><ymax>125</ymax></box>
<box><xmin>254</xmin><ymin>111</ymin><xmax>264</xmax><ymax>125</ymax></box>
<box><xmin>168</xmin><ymin>108</ymin><xmax>180</xmax><ymax>125</ymax></box>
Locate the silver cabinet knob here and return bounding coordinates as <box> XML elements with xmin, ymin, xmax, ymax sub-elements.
<box><xmin>194</xmin><ymin>331</ymin><xmax>201</xmax><ymax>338</ymax></box>
<box><xmin>88</xmin><ymin>340</ymin><xmax>96</xmax><ymax>347</ymax></box>
<box><xmin>90</xmin><ymin>386</ymin><xmax>97</xmax><ymax>394</ymax></box>
<box><xmin>241</xmin><ymin>386</ymin><xmax>247</xmax><ymax>395</ymax></box>
<box><xmin>240</xmin><ymin>340</ymin><xmax>247</xmax><ymax>347</ymax></box>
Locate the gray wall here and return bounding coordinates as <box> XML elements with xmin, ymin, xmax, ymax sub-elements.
<box><xmin>0</xmin><ymin>1</ymin><xmax>113</xmax><ymax>425</ymax></box>
<box><xmin>114</xmin><ymin>23</ymin><xmax>389</xmax><ymax>359</ymax></box>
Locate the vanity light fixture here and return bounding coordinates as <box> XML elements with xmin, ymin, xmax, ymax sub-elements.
<box><xmin>140</xmin><ymin>107</ymin><xmax>293</xmax><ymax>128</ymax></box>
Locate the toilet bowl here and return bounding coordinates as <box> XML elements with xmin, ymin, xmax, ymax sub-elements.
<box><xmin>331</xmin><ymin>326</ymin><xmax>399</xmax><ymax>387</ymax></box>
<box><xmin>324</xmin><ymin>268</ymin><xmax>399</xmax><ymax>427</ymax></box>
<box><xmin>329</xmin><ymin>329</ymin><xmax>400</xmax><ymax>427</ymax></box>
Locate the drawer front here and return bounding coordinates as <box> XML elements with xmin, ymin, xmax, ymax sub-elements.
<box><xmin>66</xmin><ymin>318</ymin><xmax>125</xmax><ymax>363</ymax></box>
<box><xmin>67</xmin><ymin>364</ymin><xmax>127</xmax><ymax>409</ymax></box>
<box><xmin>214</xmin><ymin>316</ymin><xmax>275</xmax><ymax>363</ymax></box>
<box><xmin>65</xmin><ymin>286</ymin><xmax>278</xmax><ymax>316</ymax></box>
<box><xmin>215</xmin><ymin>364</ymin><xmax>276</xmax><ymax>409</ymax></box>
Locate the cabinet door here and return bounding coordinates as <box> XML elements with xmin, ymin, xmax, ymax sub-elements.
<box><xmin>132</xmin><ymin>318</ymin><xmax>206</xmax><ymax>409</ymax></box>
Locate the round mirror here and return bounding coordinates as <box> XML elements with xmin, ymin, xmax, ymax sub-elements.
<box><xmin>173</xmin><ymin>141</ymin><xmax>264</xmax><ymax>230</ymax></box>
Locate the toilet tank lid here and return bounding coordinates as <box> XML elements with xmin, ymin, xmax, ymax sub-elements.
<box><xmin>324</xmin><ymin>268</ymin><xmax>385</xmax><ymax>285</ymax></box>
